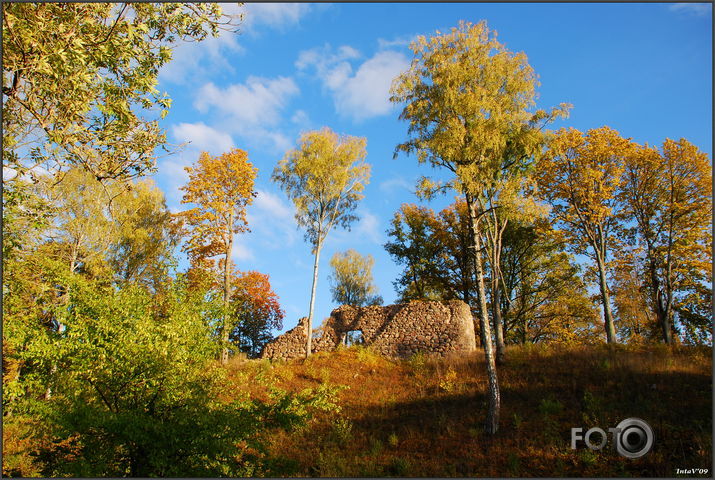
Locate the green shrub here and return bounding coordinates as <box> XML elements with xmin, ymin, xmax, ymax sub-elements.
<box><xmin>8</xmin><ymin>270</ymin><xmax>339</xmax><ymax>477</ymax></box>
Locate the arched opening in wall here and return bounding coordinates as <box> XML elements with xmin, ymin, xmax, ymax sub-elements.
<box><xmin>343</xmin><ymin>330</ymin><xmax>364</xmax><ymax>347</ymax></box>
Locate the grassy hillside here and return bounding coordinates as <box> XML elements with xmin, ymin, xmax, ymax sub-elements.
<box><xmin>225</xmin><ymin>344</ymin><xmax>712</xmax><ymax>477</ymax></box>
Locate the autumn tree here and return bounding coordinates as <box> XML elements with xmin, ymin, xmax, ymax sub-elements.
<box><xmin>390</xmin><ymin>20</ymin><xmax>568</xmax><ymax>434</ymax></box>
<box><xmin>180</xmin><ymin>149</ymin><xmax>257</xmax><ymax>364</ymax></box>
<box><xmin>619</xmin><ymin>139</ymin><xmax>712</xmax><ymax>343</ymax></box>
<box><xmin>482</xmin><ymin>176</ymin><xmax>549</xmax><ymax>363</ymax></box>
<box><xmin>34</xmin><ymin>168</ymin><xmax>116</xmax><ymax>277</ymax></box>
<box><xmin>329</xmin><ymin>249</ymin><xmax>383</xmax><ymax>307</ymax></box>
<box><xmin>384</xmin><ymin>204</ymin><xmax>445</xmax><ymax>302</ymax></box>
<box><xmin>435</xmin><ymin>199</ymin><xmax>476</xmax><ymax>306</ymax></box>
<box><xmin>536</xmin><ymin>127</ymin><xmax>636</xmax><ymax>344</ymax></box>
<box><xmin>499</xmin><ymin>219</ymin><xmax>599</xmax><ymax>344</ymax></box>
<box><xmin>384</xmin><ymin>200</ymin><xmax>476</xmax><ymax>305</ymax></box>
<box><xmin>272</xmin><ymin>127</ymin><xmax>370</xmax><ymax>358</ymax></box>
<box><xmin>2</xmin><ymin>3</ymin><xmax>238</xmax><ymax>183</ymax></box>
<box><xmin>611</xmin><ymin>247</ymin><xmax>659</xmax><ymax>343</ymax></box>
<box><xmin>108</xmin><ymin>178</ymin><xmax>180</xmax><ymax>289</ymax></box>
<box><xmin>228</xmin><ymin>270</ymin><xmax>284</xmax><ymax>358</ymax></box>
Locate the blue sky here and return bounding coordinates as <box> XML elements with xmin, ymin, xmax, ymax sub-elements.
<box><xmin>152</xmin><ymin>2</ymin><xmax>712</xmax><ymax>334</ymax></box>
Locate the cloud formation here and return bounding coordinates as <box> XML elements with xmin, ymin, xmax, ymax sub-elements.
<box><xmin>195</xmin><ymin>77</ymin><xmax>299</xmax><ymax>128</ymax></box>
<box><xmin>296</xmin><ymin>44</ymin><xmax>409</xmax><ymax>122</ymax></box>
<box><xmin>172</xmin><ymin>122</ymin><xmax>235</xmax><ymax>154</ymax></box>
<box><xmin>379</xmin><ymin>176</ymin><xmax>414</xmax><ymax>194</ymax></box>
<box><xmin>191</xmin><ymin>76</ymin><xmax>299</xmax><ymax>152</ymax></box>
<box><xmin>159</xmin><ymin>3</ymin><xmax>314</xmax><ymax>85</ymax></box>
<box><xmin>241</xmin><ymin>3</ymin><xmax>313</xmax><ymax>31</ymax></box>
<box><xmin>377</xmin><ymin>34</ymin><xmax>417</xmax><ymax>50</ymax></box>
<box><xmin>245</xmin><ymin>188</ymin><xmax>298</xmax><ymax>250</ymax></box>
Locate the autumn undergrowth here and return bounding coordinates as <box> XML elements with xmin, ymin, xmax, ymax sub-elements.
<box><xmin>223</xmin><ymin>343</ymin><xmax>711</xmax><ymax>477</ymax></box>
<box><xmin>4</xmin><ymin>343</ymin><xmax>710</xmax><ymax>477</ymax></box>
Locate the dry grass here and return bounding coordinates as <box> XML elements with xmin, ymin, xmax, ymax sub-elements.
<box><xmin>224</xmin><ymin>343</ymin><xmax>712</xmax><ymax>477</ymax></box>
<box><xmin>4</xmin><ymin>343</ymin><xmax>710</xmax><ymax>477</ymax></box>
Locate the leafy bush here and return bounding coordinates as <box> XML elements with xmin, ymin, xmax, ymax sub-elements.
<box><xmin>5</xmin><ymin>268</ymin><xmax>340</xmax><ymax>477</ymax></box>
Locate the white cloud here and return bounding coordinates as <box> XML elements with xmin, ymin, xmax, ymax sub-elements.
<box><xmin>241</xmin><ymin>3</ymin><xmax>312</xmax><ymax>31</ymax></box>
<box><xmin>158</xmin><ymin>156</ymin><xmax>191</xmax><ymax>208</ymax></box>
<box><xmin>3</xmin><ymin>167</ymin><xmax>18</xmax><ymax>182</ymax></box>
<box><xmin>172</xmin><ymin>122</ymin><xmax>234</xmax><ymax>154</ymax></box>
<box><xmin>195</xmin><ymin>76</ymin><xmax>299</xmax><ymax>128</ymax></box>
<box><xmin>159</xmin><ymin>26</ymin><xmax>244</xmax><ymax>85</ymax></box>
<box><xmin>295</xmin><ymin>44</ymin><xmax>361</xmax><ymax>74</ymax></box>
<box><xmin>159</xmin><ymin>3</ymin><xmax>314</xmax><ymax>85</ymax></box>
<box><xmin>377</xmin><ymin>34</ymin><xmax>417</xmax><ymax>50</ymax></box>
<box><xmin>379</xmin><ymin>176</ymin><xmax>414</xmax><ymax>194</ymax></box>
<box><xmin>291</xmin><ymin>109</ymin><xmax>310</xmax><ymax>125</ymax></box>
<box><xmin>669</xmin><ymin>3</ymin><xmax>711</xmax><ymax>16</ymax></box>
<box><xmin>335</xmin><ymin>51</ymin><xmax>410</xmax><ymax>122</ymax></box>
<box><xmin>296</xmin><ymin>45</ymin><xmax>409</xmax><ymax>122</ymax></box>
<box><xmin>232</xmin><ymin>240</ymin><xmax>254</xmax><ymax>262</ymax></box>
<box><xmin>354</xmin><ymin>211</ymin><xmax>382</xmax><ymax>244</ymax></box>
<box><xmin>191</xmin><ymin>76</ymin><xmax>299</xmax><ymax>153</ymax></box>
<box><xmin>327</xmin><ymin>209</ymin><xmax>382</xmax><ymax>246</ymax></box>
<box><xmin>253</xmin><ymin>189</ymin><xmax>294</xmax><ymax>220</ymax></box>
<box><xmin>244</xmin><ymin>189</ymin><xmax>298</xmax><ymax>249</ymax></box>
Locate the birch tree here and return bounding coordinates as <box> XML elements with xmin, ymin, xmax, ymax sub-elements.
<box><xmin>329</xmin><ymin>249</ymin><xmax>382</xmax><ymax>307</ymax></box>
<box><xmin>272</xmin><ymin>127</ymin><xmax>370</xmax><ymax>358</ymax></box>
<box><xmin>390</xmin><ymin>20</ymin><xmax>569</xmax><ymax>434</ymax></box>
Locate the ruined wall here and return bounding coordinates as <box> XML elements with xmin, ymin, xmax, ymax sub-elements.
<box><xmin>261</xmin><ymin>300</ymin><xmax>476</xmax><ymax>360</ymax></box>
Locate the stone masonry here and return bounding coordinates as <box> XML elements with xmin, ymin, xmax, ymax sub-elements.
<box><xmin>260</xmin><ymin>300</ymin><xmax>476</xmax><ymax>360</ymax></box>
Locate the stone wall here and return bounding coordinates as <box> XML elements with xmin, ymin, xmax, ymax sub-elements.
<box><xmin>260</xmin><ymin>300</ymin><xmax>476</xmax><ymax>360</ymax></box>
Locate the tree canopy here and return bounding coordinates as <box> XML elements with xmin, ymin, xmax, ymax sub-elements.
<box><xmin>2</xmin><ymin>3</ymin><xmax>236</xmax><ymax>182</ymax></box>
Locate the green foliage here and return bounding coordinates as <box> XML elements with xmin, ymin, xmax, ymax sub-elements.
<box><xmin>500</xmin><ymin>219</ymin><xmax>600</xmax><ymax>344</ymax></box>
<box><xmin>387</xmin><ymin>456</ymin><xmax>412</xmax><ymax>476</ymax></box>
<box><xmin>3</xmin><ymin>3</ymin><xmax>236</xmax><ymax>182</ymax></box>
<box><xmin>538</xmin><ymin>397</ymin><xmax>564</xmax><ymax>417</ymax></box>
<box><xmin>407</xmin><ymin>352</ymin><xmax>428</xmax><ymax>376</ymax></box>
<box><xmin>4</xmin><ymin>261</ymin><xmax>339</xmax><ymax>477</ymax></box>
<box><xmin>108</xmin><ymin>178</ymin><xmax>179</xmax><ymax>287</ymax></box>
<box><xmin>329</xmin><ymin>417</ymin><xmax>354</xmax><ymax>446</ymax></box>
<box><xmin>384</xmin><ymin>204</ymin><xmax>446</xmax><ymax>302</ymax></box>
<box><xmin>438</xmin><ymin>367</ymin><xmax>459</xmax><ymax>393</ymax></box>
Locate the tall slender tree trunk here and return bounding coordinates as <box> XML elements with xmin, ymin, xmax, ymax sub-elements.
<box><xmin>487</xmin><ymin>212</ymin><xmax>506</xmax><ymax>364</ymax></box>
<box><xmin>492</xmin><ymin>284</ymin><xmax>505</xmax><ymax>364</ymax></box>
<box><xmin>306</xmin><ymin>237</ymin><xmax>322</xmax><ymax>358</ymax></box>
<box><xmin>595</xmin><ymin>250</ymin><xmax>617</xmax><ymax>343</ymax></box>
<box><xmin>661</xmin><ymin>260</ymin><xmax>674</xmax><ymax>344</ymax></box>
<box><xmin>647</xmin><ymin>257</ymin><xmax>672</xmax><ymax>344</ymax></box>
<box><xmin>466</xmin><ymin>193</ymin><xmax>500</xmax><ymax>435</ymax></box>
<box><xmin>221</xmin><ymin>221</ymin><xmax>233</xmax><ymax>365</ymax></box>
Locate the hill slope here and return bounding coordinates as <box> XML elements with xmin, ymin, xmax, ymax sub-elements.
<box><xmin>226</xmin><ymin>344</ymin><xmax>712</xmax><ymax>477</ymax></box>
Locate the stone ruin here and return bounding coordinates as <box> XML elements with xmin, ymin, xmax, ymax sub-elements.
<box><xmin>260</xmin><ymin>300</ymin><xmax>476</xmax><ymax>360</ymax></box>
